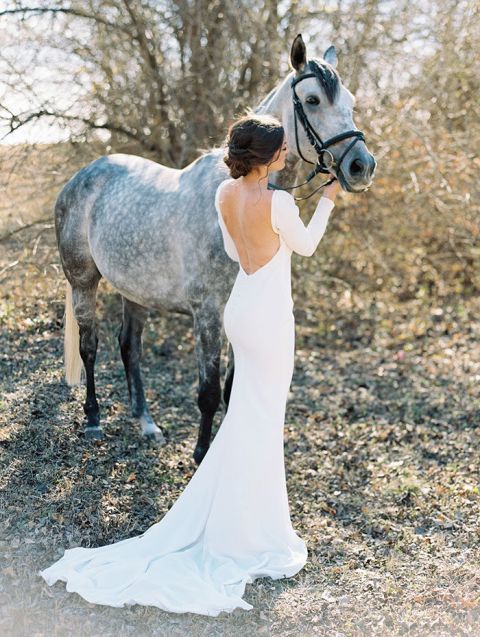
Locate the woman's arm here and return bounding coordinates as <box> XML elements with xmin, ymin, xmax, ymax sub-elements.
<box><xmin>272</xmin><ymin>188</ymin><xmax>337</xmax><ymax>257</ymax></box>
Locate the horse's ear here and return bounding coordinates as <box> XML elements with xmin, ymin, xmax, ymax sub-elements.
<box><xmin>323</xmin><ymin>45</ymin><xmax>338</xmax><ymax>69</ymax></box>
<box><xmin>289</xmin><ymin>34</ymin><xmax>307</xmax><ymax>72</ymax></box>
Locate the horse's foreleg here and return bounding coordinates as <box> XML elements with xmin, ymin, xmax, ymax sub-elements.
<box><xmin>222</xmin><ymin>342</ymin><xmax>235</xmax><ymax>408</ymax></box>
<box><xmin>192</xmin><ymin>306</ymin><xmax>223</xmax><ymax>465</ymax></box>
<box><xmin>118</xmin><ymin>297</ymin><xmax>165</xmax><ymax>443</ymax></box>
<box><xmin>72</xmin><ymin>284</ymin><xmax>102</xmax><ymax>440</ymax></box>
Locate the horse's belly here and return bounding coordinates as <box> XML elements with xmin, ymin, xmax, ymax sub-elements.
<box><xmin>86</xmin><ymin>200</ymin><xmax>184</xmax><ymax>308</ymax></box>
<box><xmin>91</xmin><ymin>245</ymin><xmax>188</xmax><ymax>311</ymax></box>
<box><xmin>103</xmin><ymin>268</ymin><xmax>188</xmax><ymax>311</ymax></box>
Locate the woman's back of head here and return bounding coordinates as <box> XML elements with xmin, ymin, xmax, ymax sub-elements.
<box><xmin>223</xmin><ymin>112</ymin><xmax>284</xmax><ymax>179</ymax></box>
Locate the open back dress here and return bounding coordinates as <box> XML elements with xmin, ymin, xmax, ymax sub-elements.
<box><xmin>38</xmin><ymin>180</ymin><xmax>335</xmax><ymax>617</ymax></box>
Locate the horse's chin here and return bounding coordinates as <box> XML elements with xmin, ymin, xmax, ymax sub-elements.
<box><xmin>336</xmin><ymin>170</ymin><xmax>373</xmax><ymax>193</ymax></box>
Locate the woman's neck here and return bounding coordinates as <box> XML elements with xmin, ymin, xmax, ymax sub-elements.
<box><xmin>239</xmin><ymin>168</ymin><xmax>269</xmax><ymax>190</ymax></box>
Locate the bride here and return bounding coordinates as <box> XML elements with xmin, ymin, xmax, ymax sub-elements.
<box><xmin>39</xmin><ymin>113</ymin><xmax>341</xmax><ymax>617</ymax></box>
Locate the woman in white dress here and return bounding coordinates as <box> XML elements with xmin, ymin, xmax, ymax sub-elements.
<box><xmin>39</xmin><ymin>113</ymin><xmax>341</xmax><ymax>616</ymax></box>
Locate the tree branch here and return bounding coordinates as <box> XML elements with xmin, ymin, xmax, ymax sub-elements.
<box><xmin>0</xmin><ymin>6</ymin><xmax>131</xmax><ymax>35</ymax></box>
<box><xmin>0</xmin><ymin>108</ymin><xmax>162</xmax><ymax>154</ymax></box>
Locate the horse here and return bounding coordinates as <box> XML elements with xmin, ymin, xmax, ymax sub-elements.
<box><xmin>56</xmin><ymin>33</ymin><xmax>376</xmax><ymax>465</ymax></box>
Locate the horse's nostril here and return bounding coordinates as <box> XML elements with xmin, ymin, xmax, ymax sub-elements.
<box><xmin>349</xmin><ymin>158</ymin><xmax>364</xmax><ymax>176</ymax></box>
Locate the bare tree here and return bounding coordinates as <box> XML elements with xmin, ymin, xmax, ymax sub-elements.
<box><xmin>1</xmin><ymin>0</ymin><xmax>298</xmax><ymax>164</ymax></box>
<box><xmin>1</xmin><ymin>0</ymin><xmax>478</xmax><ymax>296</ymax></box>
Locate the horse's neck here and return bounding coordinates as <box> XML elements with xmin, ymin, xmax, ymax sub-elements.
<box><xmin>251</xmin><ymin>80</ymin><xmax>303</xmax><ymax>189</ymax></box>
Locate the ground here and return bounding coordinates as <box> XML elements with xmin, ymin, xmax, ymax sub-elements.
<box><xmin>0</xmin><ymin>220</ymin><xmax>479</xmax><ymax>637</ymax></box>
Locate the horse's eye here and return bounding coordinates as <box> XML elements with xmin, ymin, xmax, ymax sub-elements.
<box><xmin>305</xmin><ymin>96</ymin><xmax>320</xmax><ymax>105</ymax></box>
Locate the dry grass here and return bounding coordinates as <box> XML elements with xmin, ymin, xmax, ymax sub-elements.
<box><xmin>0</xmin><ymin>148</ymin><xmax>479</xmax><ymax>637</ymax></box>
<box><xmin>0</xmin><ymin>142</ymin><xmax>107</xmax><ymax>238</ymax></box>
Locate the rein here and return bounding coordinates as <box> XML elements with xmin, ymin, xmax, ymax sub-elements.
<box><xmin>268</xmin><ymin>68</ymin><xmax>366</xmax><ymax>200</ymax></box>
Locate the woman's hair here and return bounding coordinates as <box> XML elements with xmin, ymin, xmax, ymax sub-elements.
<box><xmin>223</xmin><ymin>112</ymin><xmax>284</xmax><ymax>180</ymax></box>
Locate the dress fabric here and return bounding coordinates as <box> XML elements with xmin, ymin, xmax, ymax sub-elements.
<box><xmin>38</xmin><ymin>180</ymin><xmax>335</xmax><ymax>617</ymax></box>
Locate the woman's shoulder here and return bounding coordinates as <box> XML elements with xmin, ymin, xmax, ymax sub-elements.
<box><xmin>271</xmin><ymin>188</ymin><xmax>297</xmax><ymax>209</ymax></box>
<box><xmin>271</xmin><ymin>187</ymin><xmax>294</xmax><ymax>199</ymax></box>
<box><xmin>215</xmin><ymin>178</ymin><xmax>234</xmax><ymax>205</ymax></box>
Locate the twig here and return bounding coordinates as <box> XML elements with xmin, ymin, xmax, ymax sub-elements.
<box><xmin>0</xmin><ymin>218</ymin><xmax>52</xmax><ymax>242</ymax></box>
<box><xmin>0</xmin><ymin>260</ymin><xmax>19</xmax><ymax>277</ymax></box>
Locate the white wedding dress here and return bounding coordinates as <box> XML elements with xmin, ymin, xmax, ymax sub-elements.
<box><xmin>39</xmin><ymin>181</ymin><xmax>335</xmax><ymax>616</ymax></box>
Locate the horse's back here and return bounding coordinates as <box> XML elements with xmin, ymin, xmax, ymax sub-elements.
<box><xmin>56</xmin><ymin>153</ymin><xmax>177</xmax><ymax>213</ymax></box>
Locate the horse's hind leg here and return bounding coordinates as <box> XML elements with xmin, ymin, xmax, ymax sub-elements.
<box><xmin>191</xmin><ymin>303</ymin><xmax>223</xmax><ymax>465</ymax></box>
<box><xmin>72</xmin><ymin>281</ymin><xmax>103</xmax><ymax>439</ymax></box>
<box><xmin>118</xmin><ymin>297</ymin><xmax>166</xmax><ymax>443</ymax></box>
<box><xmin>222</xmin><ymin>342</ymin><xmax>235</xmax><ymax>407</ymax></box>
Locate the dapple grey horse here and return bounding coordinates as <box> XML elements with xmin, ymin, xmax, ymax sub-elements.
<box><xmin>56</xmin><ymin>34</ymin><xmax>376</xmax><ymax>464</ymax></box>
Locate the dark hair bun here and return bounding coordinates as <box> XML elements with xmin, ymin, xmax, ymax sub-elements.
<box><xmin>224</xmin><ymin>143</ymin><xmax>255</xmax><ymax>178</ymax></box>
<box><xmin>223</xmin><ymin>113</ymin><xmax>284</xmax><ymax>179</ymax></box>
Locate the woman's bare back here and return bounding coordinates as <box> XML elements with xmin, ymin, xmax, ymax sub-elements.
<box><xmin>217</xmin><ymin>180</ymin><xmax>280</xmax><ymax>276</ymax></box>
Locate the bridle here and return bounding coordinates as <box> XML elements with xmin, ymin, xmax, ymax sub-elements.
<box><xmin>268</xmin><ymin>66</ymin><xmax>366</xmax><ymax>200</ymax></box>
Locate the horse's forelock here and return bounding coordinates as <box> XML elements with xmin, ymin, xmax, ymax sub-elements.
<box><xmin>307</xmin><ymin>59</ymin><xmax>340</xmax><ymax>105</ymax></box>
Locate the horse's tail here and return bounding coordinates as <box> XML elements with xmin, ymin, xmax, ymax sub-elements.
<box><xmin>64</xmin><ymin>280</ymin><xmax>84</xmax><ymax>386</ymax></box>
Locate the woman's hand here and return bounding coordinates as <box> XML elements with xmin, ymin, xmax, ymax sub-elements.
<box><xmin>322</xmin><ymin>177</ymin><xmax>341</xmax><ymax>202</ymax></box>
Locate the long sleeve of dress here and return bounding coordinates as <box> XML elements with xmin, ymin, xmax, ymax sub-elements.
<box><xmin>271</xmin><ymin>190</ymin><xmax>335</xmax><ymax>257</ymax></box>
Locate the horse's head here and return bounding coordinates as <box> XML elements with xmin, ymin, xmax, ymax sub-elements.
<box><xmin>275</xmin><ymin>34</ymin><xmax>376</xmax><ymax>193</ymax></box>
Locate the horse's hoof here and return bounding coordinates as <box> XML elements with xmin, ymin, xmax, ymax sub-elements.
<box><xmin>84</xmin><ymin>426</ymin><xmax>103</xmax><ymax>440</ymax></box>
<box><xmin>193</xmin><ymin>445</ymin><xmax>209</xmax><ymax>466</ymax></box>
<box><xmin>144</xmin><ymin>430</ymin><xmax>166</xmax><ymax>444</ymax></box>
<box><xmin>140</xmin><ymin>417</ymin><xmax>166</xmax><ymax>444</ymax></box>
